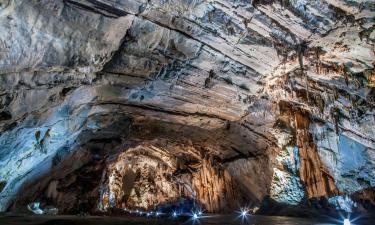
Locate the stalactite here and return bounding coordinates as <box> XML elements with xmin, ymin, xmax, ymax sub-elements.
<box><xmin>296</xmin><ymin>42</ymin><xmax>310</xmax><ymax>103</ymax></box>
<box><xmin>279</xmin><ymin>101</ymin><xmax>339</xmax><ymax>199</ymax></box>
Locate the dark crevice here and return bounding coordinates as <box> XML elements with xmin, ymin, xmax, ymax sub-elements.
<box><xmin>219</xmin><ymin>147</ymin><xmax>259</xmax><ymax>164</ymax></box>
<box><xmin>0</xmin><ymin>111</ymin><xmax>11</xmax><ymax>121</ymax></box>
<box><xmin>95</xmin><ymin>101</ymin><xmax>229</xmax><ymax>121</ymax></box>
<box><xmin>0</xmin><ymin>181</ymin><xmax>6</xmax><ymax>193</ymax></box>
<box><xmin>64</xmin><ymin>0</ymin><xmax>127</xmax><ymax>18</ymax></box>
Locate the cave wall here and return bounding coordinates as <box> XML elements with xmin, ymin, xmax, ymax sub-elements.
<box><xmin>0</xmin><ymin>0</ymin><xmax>374</xmax><ymax>214</ymax></box>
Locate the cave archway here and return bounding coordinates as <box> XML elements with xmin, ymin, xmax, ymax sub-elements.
<box><xmin>8</xmin><ymin>113</ymin><xmax>274</xmax><ymax>214</ymax></box>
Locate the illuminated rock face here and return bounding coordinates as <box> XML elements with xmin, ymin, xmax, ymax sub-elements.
<box><xmin>97</xmin><ymin>145</ymin><xmax>247</xmax><ymax>212</ymax></box>
<box><xmin>0</xmin><ymin>0</ymin><xmax>374</xmax><ymax>214</ymax></box>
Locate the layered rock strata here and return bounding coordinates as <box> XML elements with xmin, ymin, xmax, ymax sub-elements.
<box><xmin>0</xmin><ymin>0</ymin><xmax>374</xmax><ymax>214</ymax></box>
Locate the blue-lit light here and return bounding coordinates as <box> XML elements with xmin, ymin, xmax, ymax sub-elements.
<box><xmin>240</xmin><ymin>208</ymin><xmax>249</xmax><ymax>218</ymax></box>
<box><xmin>189</xmin><ymin>212</ymin><xmax>202</xmax><ymax>225</ymax></box>
<box><xmin>236</xmin><ymin>207</ymin><xmax>250</xmax><ymax>222</ymax></box>
<box><xmin>172</xmin><ymin>211</ymin><xmax>178</xmax><ymax>218</ymax></box>
<box><xmin>344</xmin><ymin>218</ymin><xmax>351</xmax><ymax>225</ymax></box>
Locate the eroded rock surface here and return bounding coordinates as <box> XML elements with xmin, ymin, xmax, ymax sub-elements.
<box><xmin>0</xmin><ymin>0</ymin><xmax>374</xmax><ymax>215</ymax></box>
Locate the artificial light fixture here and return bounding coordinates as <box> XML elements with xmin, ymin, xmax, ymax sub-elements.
<box><xmin>190</xmin><ymin>212</ymin><xmax>201</xmax><ymax>225</ymax></box>
<box><xmin>344</xmin><ymin>218</ymin><xmax>351</xmax><ymax>225</ymax></box>
<box><xmin>240</xmin><ymin>208</ymin><xmax>249</xmax><ymax>218</ymax></box>
<box><xmin>236</xmin><ymin>207</ymin><xmax>250</xmax><ymax>222</ymax></box>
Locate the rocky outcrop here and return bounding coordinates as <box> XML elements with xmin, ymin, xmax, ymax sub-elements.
<box><xmin>0</xmin><ymin>0</ymin><xmax>374</xmax><ymax>215</ymax></box>
<box><xmin>97</xmin><ymin>146</ymin><xmax>246</xmax><ymax>213</ymax></box>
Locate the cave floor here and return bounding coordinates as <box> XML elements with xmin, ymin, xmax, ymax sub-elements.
<box><xmin>0</xmin><ymin>214</ymin><xmax>374</xmax><ymax>225</ymax></box>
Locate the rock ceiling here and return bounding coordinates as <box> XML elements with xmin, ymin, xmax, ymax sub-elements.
<box><xmin>0</xmin><ymin>0</ymin><xmax>374</xmax><ymax>214</ymax></box>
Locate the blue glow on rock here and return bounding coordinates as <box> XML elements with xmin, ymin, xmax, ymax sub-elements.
<box><xmin>270</xmin><ymin>168</ymin><xmax>305</xmax><ymax>205</ymax></box>
<box><xmin>27</xmin><ymin>202</ymin><xmax>44</xmax><ymax>215</ymax></box>
<box><xmin>0</xmin><ymin>93</ymin><xmax>97</xmax><ymax>211</ymax></box>
<box><xmin>338</xmin><ymin>135</ymin><xmax>365</xmax><ymax>172</ymax></box>
<box><xmin>328</xmin><ymin>196</ymin><xmax>357</xmax><ymax>213</ymax></box>
<box><xmin>312</xmin><ymin>124</ymin><xmax>375</xmax><ymax>195</ymax></box>
<box><xmin>293</xmin><ymin>146</ymin><xmax>300</xmax><ymax>171</ymax></box>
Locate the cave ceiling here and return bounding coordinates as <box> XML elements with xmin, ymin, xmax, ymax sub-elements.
<box><xmin>0</xmin><ymin>0</ymin><xmax>374</xmax><ymax>214</ymax></box>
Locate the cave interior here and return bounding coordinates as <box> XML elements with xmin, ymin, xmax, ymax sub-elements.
<box><xmin>0</xmin><ymin>0</ymin><xmax>375</xmax><ymax>224</ymax></box>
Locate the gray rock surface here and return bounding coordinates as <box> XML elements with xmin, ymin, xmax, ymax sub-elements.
<box><xmin>0</xmin><ymin>0</ymin><xmax>374</xmax><ymax>214</ymax></box>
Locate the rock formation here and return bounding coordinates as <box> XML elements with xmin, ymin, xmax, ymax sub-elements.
<box><xmin>0</xmin><ymin>0</ymin><xmax>374</xmax><ymax>215</ymax></box>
